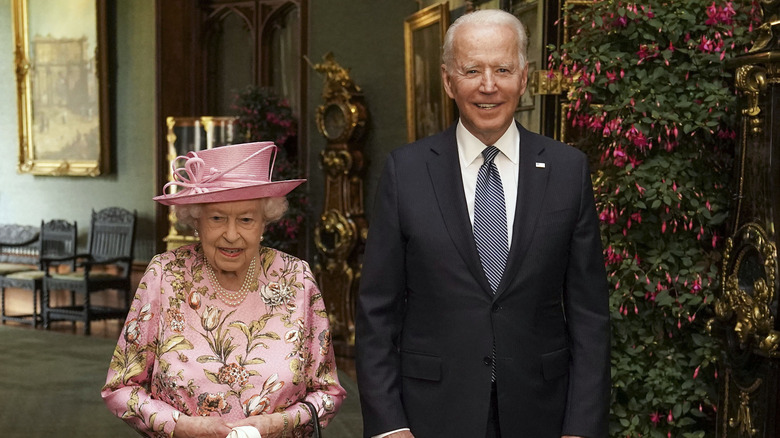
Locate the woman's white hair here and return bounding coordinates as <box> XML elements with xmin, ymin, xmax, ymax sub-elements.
<box><xmin>442</xmin><ymin>9</ymin><xmax>528</xmax><ymax>73</ymax></box>
<box><xmin>175</xmin><ymin>197</ymin><xmax>289</xmax><ymax>230</ymax></box>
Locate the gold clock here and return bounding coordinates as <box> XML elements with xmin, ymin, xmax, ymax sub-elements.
<box><xmin>317</xmin><ymin>101</ymin><xmax>355</xmax><ymax>143</ymax></box>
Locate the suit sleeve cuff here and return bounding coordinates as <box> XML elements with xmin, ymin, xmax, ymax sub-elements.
<box><xmin>372</xmin><ymin>428</ymin><xmax>411</xmax><ymax>438</ymax></box>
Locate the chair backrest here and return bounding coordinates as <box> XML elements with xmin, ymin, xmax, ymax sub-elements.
<box><xmin>86</xmin><ymin>207</ymin><xmax>137</xmax><ymax>275</ymax></box>
<box><xmin>39</xmin><ymin>219</ymin><xmax>78</xmax><ymax>271</ymax></box>
<box><xmin>0</xmin><ymin>224</ymin><xmax>39</xmax><ymax>265</ymax></box>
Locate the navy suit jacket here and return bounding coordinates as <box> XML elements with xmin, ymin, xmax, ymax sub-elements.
<box><xmin>355</xmin><ymin>122</ymin><xmax>610</xmax><ymax>438</ymax></box>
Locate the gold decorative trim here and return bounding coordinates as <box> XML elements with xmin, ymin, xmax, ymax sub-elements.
<box><xmin>715</xmin><ymin>223</ymin><xmax>780</xmax><ymax>357</ymax></box>
<box><xmin>735</xmin><ymin>65</ymin><xmax>767</xmax><ymax>137</ymax></box>
<box><xmin>404</xmin><ymin>2</ymin><xmax>453</xmax><ymax>142</ymax></box>
<box><xmin>728</xmin><ymin>378</ymin><xmax>762</xmax><ymax>437</ymax></box>
<box><xmin>12</xmin><ymin>0</ymin><xmax>109</xmax><ymax>176</ymax></box>
<box><xmin>314</xmin><ymin>209</ymin><xmax>357</xmax><ymax>258</ymax></box>
<box><xmin>529</xmin><ymin>69</ymin><xmax>565</xmax><ymax>95</ymax></box>
<box><xmin>320</xmin><ymin>150</ymin><xmax>353</xmax><ymax>177</ymax></box>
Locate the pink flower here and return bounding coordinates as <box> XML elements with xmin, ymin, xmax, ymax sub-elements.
<box><xmin>637</xmin><ymin>43</ymin><xmax>659</xmax><ymax>64</ymax></box>
<box><xmin>612</xmin><ymin>147</ymin><xmax>627</xmax><ymax>167</ymax></box>
<box><xmin>705</xmin><ymin>1</ymin><xmax>736</xmax><ymax>26</ymax></box>
<box><xmin>691</xmin><ymin>278</ymin><xmax>702</xmax><ymax>294</ymax></box>
<box><xmin>698</xmin><ymin>33</ymin><xmax>724</xmax><ymax>53</ymax></box>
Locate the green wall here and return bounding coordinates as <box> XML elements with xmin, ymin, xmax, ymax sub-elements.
<box><xmin>0</xmin><ymin>0</ymin><xmax>156</xmax><ymax>260</ymax></box>
<box><xmin>306</xmin><ymin>1</ymin><xmax>418</xmax><ymax>233</ymax></box>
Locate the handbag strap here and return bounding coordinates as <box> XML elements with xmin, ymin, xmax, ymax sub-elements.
<box><xmin>301</xmin><ymin>400</ymin><xmax>322</xmax><ymax>438</ymax></box>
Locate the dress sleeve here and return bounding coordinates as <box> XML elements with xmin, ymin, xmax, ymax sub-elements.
<box><xmin>101</xmin><ymin>255</ymin><xmax>182</xmax><ymax>438</ymax></box>
<box><xmin>285</xmin><ymin>260</ymin><xmax>346</xmax><ymax>433</ymax></box>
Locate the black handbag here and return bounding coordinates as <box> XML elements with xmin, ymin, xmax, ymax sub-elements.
<box><xmin>301</xmin><ymin>400</ymin><xmax>322</xmax><ymax>438</ymax></box>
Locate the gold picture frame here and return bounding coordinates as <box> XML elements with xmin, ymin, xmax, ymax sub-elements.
<box><xmin>404</xmin><ymin>2</ymin><xmax>453</xmax><ymax>143</ymax></box>
<box><xmin>12</xmin><ymin>0</ymin><xmax>110</xmax><ymax>176</ymax></box>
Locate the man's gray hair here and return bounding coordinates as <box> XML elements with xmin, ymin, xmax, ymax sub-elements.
<box><xmin>442</xmin><ymin>9</ymin><xmax>528</xmax><ymax>73</ymax></box>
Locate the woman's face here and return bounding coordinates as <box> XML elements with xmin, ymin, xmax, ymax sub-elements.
<box><xmin>196</xmin><ymin>199</ymin><xmax>265</xmax><ymax>276</ymax></box>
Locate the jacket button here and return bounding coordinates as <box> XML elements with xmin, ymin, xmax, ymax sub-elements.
<box><xmin>483</xmin><ymin>356</ymin><xmax>492</xmax><ymax>366</ymax></box>
<box><xmin>492</xmin><ymin>304</ymin><xmax>501</xmax><ymax>312</ymax></box>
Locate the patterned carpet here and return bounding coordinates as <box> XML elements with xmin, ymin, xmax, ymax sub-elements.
<box><xmin>0</xmin><ymin>325</ymin><xmax>362</xmax><ymax>437</ymax></box>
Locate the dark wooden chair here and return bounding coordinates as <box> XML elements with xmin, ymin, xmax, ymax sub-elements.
<box><xmin>0</xmin><ymin>225</ymin><xmax>39</xmax><ymax>277</ymax></box>
<box><xmin>42</xmin><ymin>207</ymin><xmax>136</xmax><ymax>335</ymax></box>
<box><xmin>1</xmin><ymin>220</ymin><xmax>78</xmax><ymax>327</ymax></box>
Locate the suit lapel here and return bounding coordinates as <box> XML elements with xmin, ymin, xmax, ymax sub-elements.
<box><xmin>495</xmin><ymin>123</ymin><xmax>549</xmax><ymax>298</ymax></box>
<box><xmin>426</xmin><ymin>126</ymin><xmax>492</xmax><ymax>295</ymax></box>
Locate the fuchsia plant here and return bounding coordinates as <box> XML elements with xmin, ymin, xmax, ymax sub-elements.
<box><xmin>549</xmin><ymin>1</ymin><xmax>760</xmax><ymax>436</ymax></box>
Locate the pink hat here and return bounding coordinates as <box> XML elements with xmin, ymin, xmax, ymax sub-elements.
<box><xmin>153</xmin><ymin>142</ymin><xmax>305</xmax><ymax>206</ymax></box>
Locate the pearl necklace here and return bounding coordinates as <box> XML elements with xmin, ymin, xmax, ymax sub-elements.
<box><xmin>204</xmin><ymin>256</ymin><xmax>258</xmax><ymax>306</ymax></box>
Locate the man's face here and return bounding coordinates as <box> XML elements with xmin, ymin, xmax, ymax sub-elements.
<box><xmin>442</xmin><ymin>23</ymin><xmax>528</xmax><ymax>146</ymax></box>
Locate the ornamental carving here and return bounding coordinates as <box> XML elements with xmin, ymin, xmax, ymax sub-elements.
<box><xmin>320</xmin><ymin>150</ymin><xmax>354</xmax><ymax>177</ymax></box>
<box><xmin>728</xmin><ymin>378</ymin><xmax>762</xmax><ymax>437</ymax></box>
<box><xmin>714</xmin><ymin>223</ymin><xmax>780</xmax><ymax>357</ymax></box>
<box><xmin>314</xmin><ymin>209</ymin><xmax>357</xmax><ymax>258</ymax></box>
<box><xmin>734</xmin><ymin>65</ymin><xmax>768</xmax><ymax>136</ymax></box>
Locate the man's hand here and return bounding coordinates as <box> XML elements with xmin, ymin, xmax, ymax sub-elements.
<box><xmin>384</xmin><ymin>432</ymin><xmax>415</xmax><ymax>438</ymax></box>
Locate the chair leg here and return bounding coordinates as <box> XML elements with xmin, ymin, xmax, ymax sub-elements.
<box><xmin>1</xmin><ymin>286</ymin><xmax>6</xmax><ymax>324</ymax></box>
<box><xmin>71</xmin><ymin>290</ymin><xmax>77</xmax><ymax>331</ymax></box>
<box><xmin>84</xmin><ymin>292</ymin><xmax>91</xmax><ymax>336</ymax></box>
<box><xmin>42</xmin><ymin>287</ymin><xmax>50</xmax><ymax>329</ymax></box>
<box><xmin>32</xmin><ymin>287</ymin><xmax>39</xmax><ymax>328</ymax></box>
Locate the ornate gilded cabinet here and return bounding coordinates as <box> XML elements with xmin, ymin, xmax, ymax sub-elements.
<box><xmin>311</xmin><ymin>53</ymin><xmax>368</xmax><ymax>357</ymax></box>
<box><xmin>710</xmin><ymin>3</ymin><xmax>780</xmax><ymax>436</ymax></box>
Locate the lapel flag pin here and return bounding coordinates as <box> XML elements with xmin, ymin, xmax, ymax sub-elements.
<box><xmin>536</xmin><ymin>162</ymin><xmax>546</xmax><ymax>168</ymax></box>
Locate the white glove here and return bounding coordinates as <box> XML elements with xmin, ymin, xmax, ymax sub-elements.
<box><xmin>226</xmin><ymin>426</ymin><xmax>262</xmax><ymax>438</ymax></box>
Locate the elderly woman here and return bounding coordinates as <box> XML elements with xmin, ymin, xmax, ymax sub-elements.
<box><xmin>102</xmin><ymin>142</ymin><xmax>345</xmax><ymax>438</ymax></box>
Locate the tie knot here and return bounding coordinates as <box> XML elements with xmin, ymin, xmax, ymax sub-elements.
<box><xmin>482</xmin><ymin>146</ymin><xmax>500</xmax><ymax>165</ymax></box>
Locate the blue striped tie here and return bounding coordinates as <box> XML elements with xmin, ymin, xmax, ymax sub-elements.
<box><xmin>474</xmin><ymin>146</ymin><xmax>508</xmax><ymax>293</ymax></box>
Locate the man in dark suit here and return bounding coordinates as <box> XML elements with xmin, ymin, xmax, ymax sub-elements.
<box><xmin>355</xmin><ymin>9</ymin><xmax>610</xmax><ymax>438</ymax></box>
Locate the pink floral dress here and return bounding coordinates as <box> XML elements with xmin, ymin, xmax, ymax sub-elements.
<box><xmin>101</xmin><ymin>244</ymin><xmax>346</xmax><ymax>437</ymax></box>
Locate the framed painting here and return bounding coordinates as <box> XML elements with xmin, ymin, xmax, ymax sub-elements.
<box><xmin>404</xmin><ymin>2</ymin><xmax>453</xmax><ymax>143</ymax></box>
<box><xmin>12</xmin><ymin>0</ymin><xmax>110</xmax><ymax>176</ymax></box>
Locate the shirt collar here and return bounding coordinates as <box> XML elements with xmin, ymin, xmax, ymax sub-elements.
<box><xmin>456</xmin><ymin>119</ymin><xmax>520</xmax><ymax>166</ymax></box>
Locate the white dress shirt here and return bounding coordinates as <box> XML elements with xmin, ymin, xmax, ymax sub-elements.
<box><xmin>370</xmin><ymin>121</ymin><xmax>519</xmax><ymax>438</ymax></box>
<box><xmin>457</xmin><ymin>119</ymin><xmax>519</xmax><ymax>245</ymax></box>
